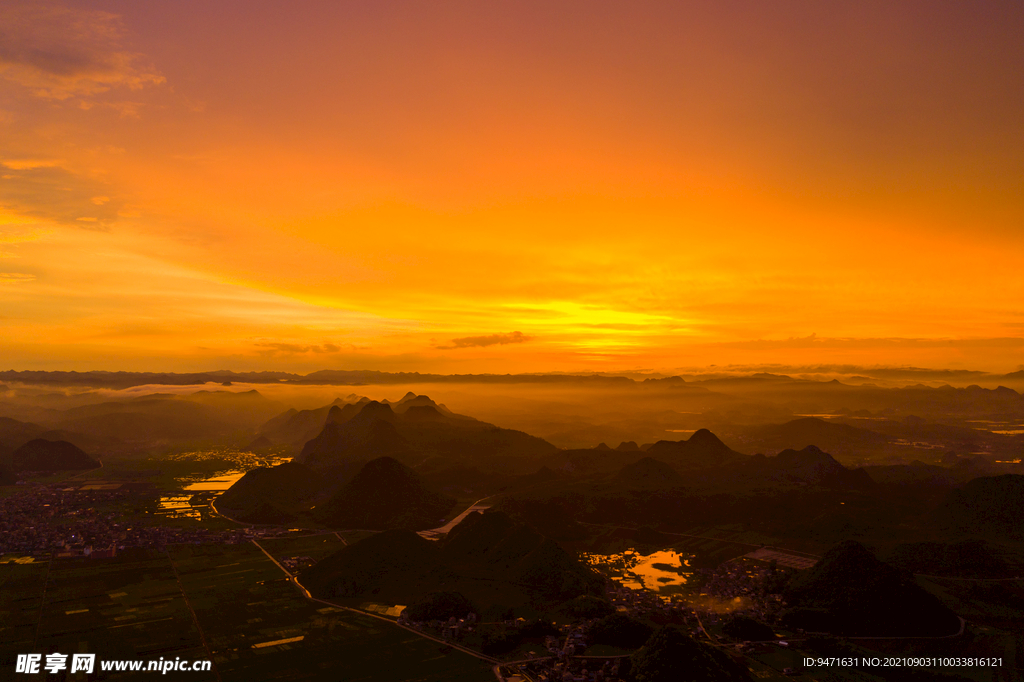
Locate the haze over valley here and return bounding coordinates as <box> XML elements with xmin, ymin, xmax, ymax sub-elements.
<box><xmin>2</xmin><ymin>369</ymin><xmax>1023</xmax><ymax>681</ymax></box>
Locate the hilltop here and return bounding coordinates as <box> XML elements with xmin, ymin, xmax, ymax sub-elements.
<box><xmin>301</xmin><ymin>510</ymin><xmax>603</xmax><ymax>616</ymax></box>
<box><xmin>215</xmin><ymin>461</ymin><xmax>321</xmax><ymax>524</ymax></box>
<box><xmin>314</xmin><ymin>457</ymin><xmax>456</xmax><ymax>530</ymax></box>
<box><xmin>783</xmin><ymin>540</ymin><xmax>960</xmax><ymax>636</ymax></box>
<box><xmin>11</xmin><ymin>439</ymin><xmax>100</xmax><ymax>471</ymax></box>
<box><xmin>298</xmin><ymin>394</ymin><xmax>556</xmax><ymax>471</ymax></box>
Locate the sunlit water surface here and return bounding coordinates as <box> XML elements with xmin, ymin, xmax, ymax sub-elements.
<box><xmin>157</xmin><ymin>450</ymin><xmax>291</xmax><ymax>519</ymax></box>
<box><xmin>583</xmin><ymin>548</ymin><xmax>693</xmax><ymax>594</ymax></box>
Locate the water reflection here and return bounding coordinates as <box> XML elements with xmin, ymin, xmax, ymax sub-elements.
<box><xmin>584</xmin><ymin>548</ymin><xmax>693</xmax><ymax>593</ymax></box>
<box><xmin>157</xmin><ymin>450</ymin><xmax>291</xmax><ymax>518</ymax></box>
<box><xmin>184</xmin><ymin>472</ymin><xmax>247</xmax><ymax>491</ymax></box>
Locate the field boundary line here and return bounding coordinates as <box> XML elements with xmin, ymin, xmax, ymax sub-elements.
<box><xmin>165</xmin><ymin>549</ymin><xmax>223</xmax><ymax>682</ymax></box>
<box><xmin>250</xmin><ymin>539</ymin><xmax>504</xmax><ymax>677</ymax></box>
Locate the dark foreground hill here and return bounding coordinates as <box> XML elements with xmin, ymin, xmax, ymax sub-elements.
<box><xmin>301</xmin><ymin>510</ymin><xmax>603</xmax><ymax>614</ymax></box>
<box><xmin>11</xmin><ymin>439</ymin><xmax>100</xmax><ymax>471</ymax></box>
<box><xmin>216</xmin><ymin>461</ymin><xmax>321</xmax><ymax>523</ymax></box>
<box><xmin>934</xmin><ymin>474</ymin><xmax>1024</xmax><ymax>539</ymax></box>
<box><xmin>783</xmin><ymin>540</ymin><xmax>960</xmax><ymax>636</ymax></box>
<box><xmin>630</xmin><ymin>624</ymin><xmax>753</xmax><ymax>682</ymax></box>
<box><xmin>314</xmin><ymin>457</ymin><xmax>455</xmax><ymax>530</ymax></box>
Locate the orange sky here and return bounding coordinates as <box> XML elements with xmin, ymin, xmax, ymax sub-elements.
<box><xmin>1</xmin><ymin>1</ymin><xmax>1022</xmax><ymax>373</ymax></box>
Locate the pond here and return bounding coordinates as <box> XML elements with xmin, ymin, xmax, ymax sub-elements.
<box><xmin>583</xmin><ymin>548</ymin><xmax>694</xmax><ymax>595</ymax></box>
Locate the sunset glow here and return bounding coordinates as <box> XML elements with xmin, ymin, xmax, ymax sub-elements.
<box><xmin>2</xmin><ymin>1</ymin><xmax>1022</xmax><ymax>373</ymax></box>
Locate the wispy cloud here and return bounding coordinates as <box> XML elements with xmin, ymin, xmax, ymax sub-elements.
<box><xmin>0</xmin><ymin>163</ymin><xmax>122</xmax><ymax>227</ymax></box>
<box><xmin>0</xmin><ymin>3</ymin><xmax>164</xmax><ymax>101</ymax></box>
<box><xmin>254</xmin><ymin>341</ymin><xmax>343</xmax><ymax>355</ymax></box>
<box><xmin>0</xmin><ymin>272</ymin><xmax>35</xmax><ymax>283</ymax></box>
<box><xmin>436</xmin><ymin>331</ymin><xmax>531</xmax><ymax>349</ymax></box>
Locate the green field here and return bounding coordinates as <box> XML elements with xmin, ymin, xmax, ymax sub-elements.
<box><xmin>1</xmin><ymin>544</ymin><xmax>496</xmax><ymax>681</ymax></box>
<box><xmin>257</xmin><ymin>533</ymin><xmax>350</xmax><ymax>563</ymax></box>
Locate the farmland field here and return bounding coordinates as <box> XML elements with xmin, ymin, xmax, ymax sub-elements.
<box><xmin>1</xmin><ymin>544</ymin><xmax>495</xmax><ymax>681</ymax></box>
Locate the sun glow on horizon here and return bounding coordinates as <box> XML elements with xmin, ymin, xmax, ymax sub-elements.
<box><xmin>1</xmin><ymin>1</ymin><xmax>1021</xmax><ymax>373</ymax></box>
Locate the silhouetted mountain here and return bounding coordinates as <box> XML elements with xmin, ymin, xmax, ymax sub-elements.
<box><xmin>863</xmin><ymin>461</ymin><xmax>958</xmax><ymax>487</ymax></box>
<box><xmin>299</xmin><ymin>529</ymin><xmax>440</xmax><ymax>598</ymax></box>
<box><xmin>405</xmin><ymin>592</ymin><xmax>476</xmax><ymax>622</ymax></box>
<box><xmin>314</xmin><ymin>457</ymin><xmax>455</xmax><ymax>530</ymax></box>
<box><xmin>616</xmin><ymin>441</ymin><xmax>640</xmax><ymax>452</ymax></box>
<box><xmin>645</xmin><ymin>429</ymin><xmax>744</xmax><ymax>469</ymax></box>
<box><xmin>234</xmin><ymin>501</ymin><xmax>298</xmax><ymax>524</ymax></box>
<box><xmin>49</xmin><ymin>390</ymin><xmax>281</xmax><ymax>447</ymax></box>
<box><xmin>783</xmin><ymin>540</ymin><xmax>960</xmax><ymax>636</ymax></box>
<box><xmin>0</xmin><ymin>416</ymin><xmax>127</xmax><ymax>458</ymax></box>
<box><xmin>442</xmin><ymin>510</ymin><xmax>602</xmax><ymax>600</ymax></box>
<box><xmin>743</xmin><ymin>417</ymin><xmax>890</xmax><ymax>458</ymax></box>
<box><xmin>301</xmin><ymin>510</ymin><xmax>602</xmax><ymax>608</ymax></box>
<box><xmin>299</xmin><ymin>397</ymin><xmax>556</xmax><ymax>471</ymax></box>
<box><xmin>257</xmin><ymin>397</ymin><xmax>365</xmax><ymax>447</ymax></box>
<box><xmin>419</xmin><ymin>463</ymin><xmax>514</xmax><ymax>496</ymax></box>
<box><xmin>546</xmin><ymin>445</ymin><xmax>641</xmax><ymax>475</ymax></box>
<box><xmin>386</xmin><ymin>391</ymin><xmax>456</xmax><ymax>416</ymax></box>
<box><xmin>0</xmin><ymin>370</ymin><xmax>299</xmax><ymax>389</ymax></box>
<box><xmin>545</xmin><ymin>429</ymin><xmax>740</xmax><ymax>476</ymax></box>
<box><xmin>12</xmin><ymin>439</ymin><xmax>100</xmax><ymax>471</ymax></box>
<box><xmin>934</xmin><ymin>474</ymin><xmax>1024</xmax><ymax>538</ymax></box>
<box><xmin>301</xmin><ymin>402</ymin><xmax>412</xmax><ymax>467</ymax></box>
<box><xmin>764</xmin><ymin>446</ymin><xmax>875</xmax><ymax>488</ymax></box>
<box><xmin>614</xmin><ymin>457</ymin><xmax>684</xmax><ymax>488</ymax></box>
<box><xmin>630</xmin><ymin>624</ymin><xmax>753</xmax><ymax>682</ymax></box>
<box><xmin>0</xmin><ymin>416</ymin><xmax>48</xmax><ymax>448</ymax></box>
<box><xmin>0</xmin><ymin>463</ymin><xmax>15</xmax><ymax>485</ymax></box>
<box><xmin>245</xmin><ymin>435</ymin><xmax>273</xmax><ymax>450</ymax></box>
<box><xmin>224</xmin><ymin>397</ymin><xmax>557</xmax><ymax>520</ymax></box>
<box><xmin>496</xmin><ymin>496</ymin><xmax>588</xmax><ymax>542</ymax></box>
<box><xmin>216</xmin><ymin>462</ymin><xmax>320</xmax><ymax>521</ymax></box>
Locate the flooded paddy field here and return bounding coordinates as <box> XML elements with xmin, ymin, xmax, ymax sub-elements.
<box><xmin>147</xmin><ymin>449</ymin><xmax>292</xmax><ymax>520</ymax></box>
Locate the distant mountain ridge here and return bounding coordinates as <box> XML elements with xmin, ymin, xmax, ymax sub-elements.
<box><xmin>4</xmin><ymin>368</ymin><xmax>1023</xmax><ymax>390</ymax></box>
<box><xmin>742</xmin><ymin>417</ymin><xmax>891</xmax><ymax>457</ymax></box>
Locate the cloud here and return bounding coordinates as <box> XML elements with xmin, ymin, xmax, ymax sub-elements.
<box><xmin>0</xmin><ymin>163</ymin><xmax>122</xmax><ymax>227</ymax></box>
<box><xmin>436</xmin><ymin>331</ymin><xmax>532</xmax><ymax>349</ymax></box>
<box><xmin>254</xmin><ymin>341</ymin><xmax>343</xmax><ymax>355</ymax></box>
<box><xmin>0</xmin><ymin>272</ymin><xmax>35</xmax><ymax>283</ymax></box>
<box><xmin>1</xmin><ymin>159</ymin><xmax>63</xmax><ymax>170</ymax></box>
<box><xmin>713</xmin><ymin>335</ymin><xmax>1024</xmax><ymax>351</ymax></box>
<box><xmin>0</xmin><ymin>3</ymin><xmax>164</xmax><ymax>100</ymax></box>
